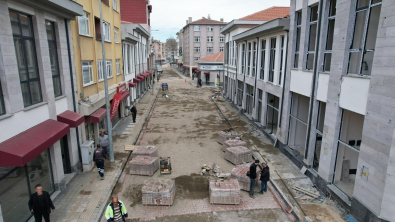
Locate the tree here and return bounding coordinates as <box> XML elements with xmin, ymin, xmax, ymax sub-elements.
<box><xmin>165</xmin><ymin>37</ymin><xmax>178</xmax><ymax>52</ymax></box>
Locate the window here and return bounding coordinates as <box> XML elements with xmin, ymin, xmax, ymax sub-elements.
<box><xmin>252</xmin><ymin>41</ymin><xmax>257</xmax><ymax>77</ymax></box>
<box><xmin>220</xmin><ymin>26</ymin><xmax>224</xmax><ymax>30</ymax></box>
<box><xmin>0</xmin><ymin>81</ymin><xmax>5</xmax><ymax>115</ymax></box>
<box><xmin>241</xmin><ymin>44</ymin><xmax>245</xmax><ymax>74</ymax></box>
<box><xmin>113</xmin><ymin>0</ymin><xmax>117</xmax><ymax>11</ymax></box>
<box><xmin>279</xmin><ymin>36</ymin><xmax>285</xmax><ymax>85</ymax></box>
<box><xmin>257</xmin><ymin>89</ymin><xmax>262</xmax><ymax>122</ymax></box>
<box><xmin>260</xmin><ymin>39</ymin><xmax>266</xmax><ymax>80</ymax></box>
<box><xmin>323</xmin><ymin>0</ymin><xmax>336</xmax><ymax>72</ymax></box>
<box><xmin>10</xmin><ymin>10</ymin><xmax>42</xmax><ymax>107</ymax></box>
<box><xmin>207</xmin><ymin>36</ymin><xmax>213</xmax><ymax>42</ymax></box>
<box><xmin>306</xmin><ymin>5</ymin><xmax>319</xmax><ymax>70</ymax></box>
<box><xmin>114</xmin><ymin>27</ymin><xmax>119</xmax><ymax>43</ymax></box>
<box><xmin>194</xmin><ymin>36</ymin><xmax>200</xmax><ymax>42</ymax></box>
<box><xmin>46</xmin><ymin>21</ymin><xmax>62</xmax><ymax>97</ymax></box>
<box><xmin>106</xmin><ymin>60</ymin><xmax>112</xmax><ymax>77</ymax></box>
<box><xmin>207</xmin><ymin>26</ymin><xmax>213</xmax><ymax>31</ymax></box>
<box><xmin>266</xmin><ymin>93</ymin><xmax>279</xmax><ymax>135</ymax></box>
<box><xmin>78</xmin><ymin>11</ymin><xmax>90</xmax><ymax>36</ymax></box>
<box><xmin>103</xmin><ymin>21</ymin><xmax>111</xmax><ymax>42</ymax></box>
<box><xmin>194</xmin><ymin>47</ymin><xmax>200</xmax><ymax>52</ymax></box>
<box><xmin>247</xmin><ymin>42</ymin><xmax>251</xmax><ymax>75</ymax></box>
<box><xmin>348</xmin><ymin>0</ymin><xmax>382</xmax><ymax>75</ymax></box>
<box><xmin>246</xmin><ymin>85</ymin><xmax>254</xmax><ymax>115</ymax></box>
<box><xmin>95</xmin><ymin>18</ymin><xmax>101</xmax><ymax>40</ymax></box>
<box><xmin>220</xmin><ymin>47</ymin><xmax>224</xmax><ymax>52</ymax></box>
<box><xmin>294</xmin><ymin>11</ymin><xmax>302</xmax><ymax>68</ymax></box>
<box><xmin>82</xmin><ymin>61</ymin><xmax>93</xmax><ymax>85</ymax></box>
<box><xmin>194</xmin><ymin>57</ymin><xmax>200</xmax><ymax>61</ymax></box>
<box><xmin>220</xmin><ymin>36</ymin><xmax>224</xmax><ymax>42</ymax></box>
<box><xmin>225</xmin><ymin>42</ymin><xmax>229</xmax><ymax>64</ymax></box>
<box><xmin>268</xmin><ymin>38</ymin><xmax>276</xmax><ymax>82</ymax></box>
<box><xmin>97</xmin><ymin>60</ymin><xmax>104</xmax><ymax>81</ymax></box>
<box><xmin>207</xmin><ymin>47</ymin><xmax>213</xmax><ymax>52</ymax></box>
<box><xmin>237</xmin><ymin>80</ymin><xmax>243</xmax><ymax>106</ymax></box>
<box><xmin>313</xmin><ymin>102</ymin><xmax>326</xmax><ymax>171</ymax></box>
<box><xmin>116</xmin><ymin>59</ymin><xmax>121</xmax><ymax>75</ymax></box>
<box><xmin>194</xmin><ymin>25</ymin><xmax>200</xmax><ymax>31</ymax></box>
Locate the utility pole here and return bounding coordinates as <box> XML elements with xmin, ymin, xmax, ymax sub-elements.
<box><xmin>99</xmin><ymin>0</ymin><xmax>114</xmax><ymax>162</ymax></box>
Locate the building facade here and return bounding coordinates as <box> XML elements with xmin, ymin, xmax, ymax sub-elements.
<box><xmin>0</xmin><ymin>0</ymin><xmax>84</xmax><ymax>221</ymax></box>
<box><xmin>224</xmin><ymin>1</ymin><xmax>395</xmax><ymax>221</ymax></box>
<box><xmin>196</xmin><ymin>51</ymin><xmax>224</xmax><ymax>85</ymax></box>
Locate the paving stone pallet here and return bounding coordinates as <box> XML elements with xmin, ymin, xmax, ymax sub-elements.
<box><xmin>132</xmin><ymin>146</ymin><xmax>158</xmax><ymax>159</ymax></box>
<box><xmin>209</xmin><ymin>179</ymin><xmax>241</xmax><ymax>205</ymax></box>
<box><xmin>222</xmin><ymin>138</ymin><xmax>247</xmax><ymax>152</ymax></box>
<box><xmin>217</xmin><ymin>130</ymin><xmax>240</xmax><ymax>145</ymax></box>
<box><xmin>142</xmin><ymin>179</ymin><xmax>176</xmax><ymax>206</ymax></box>
<box><xmin>129</xmin><ymin>156</ymin><xmax>159</xmax><ymax>176</ymax></box>
<box><xmin>224</xmin><ymin>146</ymin><xmax>253</xmax><ymax>165</ymax></box>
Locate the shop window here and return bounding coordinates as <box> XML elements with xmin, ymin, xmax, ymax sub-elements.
<box><xmin>348</xmin><ymin>0</ymin><xmax>382</xmax><ymax>75</ymax></box>
<box><xmin>241</xmin><ymin>44</ymin><xmax>245</xmax><ymax>74</ymax></box>
<box><xmin>287</xmin><ymin>93</ymin><xmax>310</xmax><ymax>158</ymax></box>
<box><xmin>268</xmin><ymin>38</ymin><xmax>276</xmax><ymax>82</ymax></box>
<box><xmin>333</xmin><ymin>109</ymin><xmax>364</xmax><ymax>197</ymax></box>
<box><xmin>252</xmin><ymin>42</ymin><xmax>257</xmax><ymax>77</ymax></box>
<box><xmin>257</xmin><ymin>89</ymin><xmax>263</xmax><ymax>122</ymax></box>
<box><xmin>323</xmin><ymin>0</ymin><xmax>336</xmax><ymax>72</ymax></box>
<box><xmin>0</xmin><ymin>81</ymin><xmax>5</xmax><ymax>115</ymax></box>
<box><xmin>78</xmin><ymin>11</ymin><xmax>90</xmax><ymax>36</ymax></box>
<box><xmin>279</xmin><ymin>36</ymin><xmax>285</xmax><ymax>85</ymax></box>
<box><xmin>266</xmin><ymin>93</ymin><xmax>279</xmax><ymax>135</ymax></box>
<box><xmin>46</xmin><ymin>21</ymin><xmax>62</xmax><ymax>97</ymax></box>
<box><xmin>306</xmin><ymin>5</ymin><xmax>319</xmax><ymax>70</ymax></box>
<box><xmin>245</xmin><ymin>85</ymin><xmax>254</xmax><ymax>115</ymax></box>
<box><xmin>237</xmin><ymin>80</ymin><xmax>243</xmax><ymax>106</ymax></box>
<box><xmin>313</xmin><ymin>102</ymin><xmax>326</xmax><ymax>171</ymax></box>
<box><xmin>10</xmin><ymin>10</ymin><xmax>43</xmax><ymax>107</ymax></box>
<box><xmin>259</xmin><ymin>39</ymin><xmax>266</xmax><ymax>80</ymax></box>
<box><xmin>294</xmin><ymin>11</ymin><xmax>302</xmax><ymax>68</ymax></box>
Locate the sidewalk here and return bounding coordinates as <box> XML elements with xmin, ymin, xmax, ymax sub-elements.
<box><xmin>45</xmin><ymin>89</ymin><xmax>159</xmax><ymax>222</ymax></box>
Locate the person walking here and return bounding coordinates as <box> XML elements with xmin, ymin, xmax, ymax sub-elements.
<box><xmin>28</xmin><ymin>184</ymin><xmax>55</xmax><ymax>222</ymax></box>
<box><xmin>93</xmin><ymin>144</ymin><xmax>106</xmax><ymax>180</ymax></box>
<box><xmin>248</xmin><ymin>160</ymin><xmax>259</xmax><ymax>199</ymax></box>
<box><xmin>99</xmin><ymin>131</ymin><xmax>109</xmax><ymax>157</ymax></box>
<box><xmin>105</xmin><ymin>197</ymin><xmax>128</xmax><ymax>222</ymax></box>
<box><xmin>259</xmin><ymin>163</ymin><xmax>270</xmax><ymax>194</ymax></box>
<box><xmin>130</xmin><ymin>104</ymin><xmax>137</xmax><ymax>123</ymax></box>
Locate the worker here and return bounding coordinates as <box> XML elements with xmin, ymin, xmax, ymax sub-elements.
<box><xmin>259</xmin><ymin>162</ymin><xmax>270</xmax><ymax>194</ymax></box>
<box><xmin>248</xmin><ymin>160</ymin><xmax>259</xmax><ymax>199</ymax></box>
<box><xmin>99</xmin><ymin>131</ymin><xmax>109</xmax><ymax>158</ymax></box>
<box><xmin>93</xmin><ymin>144</ymin><xmax>106</xmax><ymax>180</ymax></box>
<box><xmin>105</xmin><ymin>197</ymin><xmax>128</xmax><ymax>222</ymax></box>
<box><xmin>130</xmin><ymin>104</ymin><xmax>137</xmax><ymax>123</ymax></box>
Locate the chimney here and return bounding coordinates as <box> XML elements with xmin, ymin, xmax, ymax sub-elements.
<box><xmin>186</xmin><ymin>20</ymin><xmax>188</xmax><ymax>25</ymax></box>
<box><xmin>208</xmin><ymin>14</ymin><xmax>211</xmax><ymax>19</ymax></box>
<box><xmin>188</xmin><ymin>17</ymin><xmax>192</xmax><ymax>23</ymax></box>
<box><xmin>220</xmin><ymin>18</ymin><xmax>224</xmax><ymax>22</ymax></box>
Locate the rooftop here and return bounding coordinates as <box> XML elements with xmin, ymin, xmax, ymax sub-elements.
<box><xmin>189</xmin><ymin>18</ymin><xmax>226</xmax><ymax>25</ymax></box>
<box><xmin>197</xmin><ymin>52</ymin><xmax>224</xmax><ymax>63</ymax></box>
<box><xmin>239</xmin><ymin>6</ymin><xmax>290</xmax><ymax>21</ymax></box>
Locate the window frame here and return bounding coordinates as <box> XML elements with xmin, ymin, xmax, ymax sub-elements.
<box><xmin>106</xmin><ymin>60</ymin><xmax>112</xmax><ymax>78</ymax></box>
<box><xmin>194</xmin><ymin>47</ymin><xmax>200</xmax><ymax>52</ymax></box>
<box><xmin>220</xmin><ymin>47</ymin><xmax>224</xmax><ymax>52</ymax></box>
<box><xmin>207</xmin><ymin>36</ymin><xmax>213</xmax><ymax>42</ymax></box>
<box><xmin>116</xmin><ymin>59</ymin><xmax>121</xmax><ymax>75</ymax></box>
<box><xmin>323</xmin><ymin>0</ymin><xmax>336</xmax><ymax>72</ymax></box>
<box><xmin>260</xmin><ymin>39</ymin><xmax>266</xmax><ymax>80</ymax></box>
<box><xmin>220</xmin><ymin>36</ymin><xmax>224</xmax><ymax>42</ymax></box>
<box><xmin>207</xmin><ymin>26</ymin><xmax>213</xmax><ymax>31</ymax></box>
<box><xmin>114</xmin><ymin>26</ymin><xmax>119</xmax><ymax>43</ymax></box>
<box><xmin>306</xmin><ymin>5</ymin><xmax>319</xmax><ymax>71</ymax></box>
<box><xmin>78</xmin><ymin>11</ymin><xmax>90</xmax><ymax>36</ymax></box>
<box><xmin>241</xmin><ymin>43</ymin><xmax>245</xmax><ymax>74</ymax></box>
<box><xmin>268</xmin><ymin>38</ymin><xmax>276</xmax><ymax>83</ymax></box>
<box><xmin>194</xmin><ymin>36</ymin><xmax>200</xmax><ymax>42</ymax></box>
<box><xmin>82</xmin><ymin>61</ymin><xmax>94</xmax><ymax>86</ymax></box>
<box><xmin>0</xmin><ymin>81</ymin><xmax>5</xmax><ymax>115</ymax></box>
<box><xmin>279</xmin><ymin>36</ymin><xmax>285</xmax><ymax>85</ymax></box>
<box><xmin>247</xmin><ymin>42</ymin><xmax>251</xmax><ymax>75</ymax></box>
<box><xmin>113</xmin><ymin>0</ymin><xmax>117</xmax><ymax>11</ymax></box>
<box><xmin>194</xmin><ymin>57</ymin><xmax>200</xmax><ymax>61</ymax></box>
<box><xmin>103</xmin><ymin>21</ymin><xmax>111</xmax><ymax>42</ymax></box>
<box><xmin>207</xmin><ymin>47</ymin><xmax>213</xmax><ymax>52</ymax></box>
<box><xmin>97</xmin><ymin>60</ymin><xmax>104</xmax><ymax>81</ymax></box>
<box><xmin>46</xmin><ymin>20</ymin><xmax>62</xmax><ymax>97</ymax></box>
<box><xmin>194</xmin><ymin>25</ymin><xmax>200</xmax><ymax>31</ymax></box>
<box><xmin>294</xmin><ymin>11</ymin><xmax>302</xmax><ymax>68</ymax></box>
<box><xmin>252</xmin><ymin>41</ymin><xmax>257</xmax><ymax>77</ymax></box>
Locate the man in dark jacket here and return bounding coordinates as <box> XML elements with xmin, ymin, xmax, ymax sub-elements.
<box><xmin>28</xmin><ymin>184</ymin><xmax>55</xmax><ymax>222</ymax></box>
<box><xmin>248</xmin><ymin>160</ymin><xmax>259</xmax><ymax>198</ymax></box>
<box><xmin>259</xmin><ymin>163</ymin><xmax>270</xmax><ymax>194</ymax></box>
<box><xmin>93</xmin><ymin>144</ymin><xmax>106</xmax><ymax>180</ymax></box>
<box><xmin>130</xmin><ymin>104</ymin><xmax>137</xmax><ymax>123</ymax></box>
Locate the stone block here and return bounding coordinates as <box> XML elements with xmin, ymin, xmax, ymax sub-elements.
<box><xmin>132</xmin><ymin>146</ymin><xmax>158</xmax><ymax>159</ymax></box>
<box><xmin>142</xmin><ymin>179</ymin><xmax>175</xmax><ymax>206</ymax></box>
<box><xmin>129</xmin><ymin>156</ymin><xmax>159</xmax><ymax>176</ymax></box>
<box><xmin>222</xmin><ymin>138</ymin><xmax>247</xmax><ymax>152</ymax></box>
<box><xmin>225</xmin><ymin>146</ymin><xmax>253</xmax><ymax>165</ymax></box>
<box><xmin>209</xmin><ymin>179</ymin><xmax>240</xmax><ymax>205</ymax></box>
<box><xmin>217</xmin><ymin>130</ymin><xmax>239</xmax><ymax>145</ymax></box>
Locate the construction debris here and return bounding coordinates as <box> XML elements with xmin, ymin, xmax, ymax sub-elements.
<box><xmin>231</xmin><ymin>165</ymin><xmax>259</xmax><ymax>191</ymax></box>
<box><xmin>129</xmin><ymin>156</ymin><xmax>159</xmax><ymax>176</ymax></box>
<box><xmin>209</xmin><ymin>179</ymin><xmax>240</xmax><ymax>205</ymax></box>
<box><xmin>162</xmin><ymin>93</ymin><xmax>169</xmax><ymax>98</ymax></box>
<box><xmin>222</xmin><ymin>137</ymin><xmax>247</xmax><ymax>152</ymax></box>
<box><xmin>225</xmin><ymin>146</ymin><xmax>253</xmax><ymax>165</ymax></box>
<box><xmin>216</xmin><ymin>117</ymin><xmax>226</xmax><ymax>123</ymax></box>
<box><xmin>142</xmin><ymin>179</ymin><xmax>176</xmax><ymax>206</ymax></box>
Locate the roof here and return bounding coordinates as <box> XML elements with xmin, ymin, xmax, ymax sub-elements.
<box><xmin>189</xmin><ymin>18</ymin><xmax>226</xmax><ymax>25</ymax></box>
<box><xmin>233</xmin><ymin>18</ymin><xmax>289</xmax><ymax>42</ymax></box>
<box><xmin>239</xmin><ymin>6</ymin><xmax>290</xmax><ymax>21</ymax></box>
<box><xmin>197</xmin><ymin>52</ymin><xmax>224</xmax><ymax>63</ymax></box>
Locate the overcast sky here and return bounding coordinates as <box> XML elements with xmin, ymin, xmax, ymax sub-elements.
<box><xmin>150</xmin><ymin>0</ymin><xmax>290</xmax><ymax>42</ymax></box>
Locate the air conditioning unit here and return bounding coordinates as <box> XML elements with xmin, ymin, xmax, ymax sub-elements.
<box><xmin>81</xmin><ymin>140</ymin><xmax>95</xmax><ymax>165</ymax></box>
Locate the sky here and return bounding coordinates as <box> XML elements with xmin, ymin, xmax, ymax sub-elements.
<box><xmin>150</xmin><ymin>0</ymin><xmax>290</xmax><ymax>42</ymax></box>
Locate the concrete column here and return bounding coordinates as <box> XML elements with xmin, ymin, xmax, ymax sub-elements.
<box><xmin>49</xmin><ymin>142</ymin><xmax>65</xmax><ymax>191</ymax></box>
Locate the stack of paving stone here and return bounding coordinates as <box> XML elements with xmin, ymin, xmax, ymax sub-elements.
<box><xmin>132</xmin><ymin>146</ymin><xmax>158</xmax><ymax>159</ymax></box>
<box><xmin>142</xmin><ymin>179</ymin><xmax>176</xmax><ymax>206</ymax></box>
<box><xmin>209</xmin><ymin>179</ymin><xmax>240</xmax><ymax>205</ymax></box>
<box><xmin>231</xmin><ymin>165</ymin><xmax>259</xmax><ymax>191</ymax></box>
<box><xmin>217</xmin><ymin>130</ymin><xmax>240</xmax><ymax>145</ymax></box>
<box><xmin>129</xmin><ymin>156</ymin><xmax>159</xmax><ymax>176</ymax></box>
<box><xmin>222</xmin><ymin>137</ymin><xmax>247</xmax><ymax>152</ymax></box>
<box><xmin>225</xmin><ymin>146</ymin><xmax>252</xmax><ymax>165</ymax></box>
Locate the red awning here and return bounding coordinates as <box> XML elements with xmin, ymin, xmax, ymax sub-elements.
<box><xmin>0</xmin><ymin>119</ymin><xmax>70</xmax><ymax>167</ymax></box>
<box><xmin>192</xmin><ymin>67</ymin><xmax>198</xmax><ymax>70</ymax></box>
<box><xmin>137</xmin><ymin>75</ymin><xmax>144</xmax><ymax>80</ymax></box>
<box><xmin>120</xmin><ymin>91</ymin><xmax>130</xmax><ymax>102</ymax></box>
<box><xmin>128</xmin><ymin>82</ymin><xmax>136</xmax><ymax>88</ymax></box>
<box><xmin>85</xmin><ymin>108</ymin><xmax>106</xmax><ymax>123</ymax></box>
<box><xmin>133</xmin><ymin>78</ymin><xmax>141</xmax><ymax>83</ymax></box>
<box><xmin>204</xmin><ymin>71</ymin><xmax>210</xmax><ymax>75</ymax></box>
<box><xmin>57</xmin><ymin>110</ymin><xmax>84</xmax><ymax>128</ymax></box>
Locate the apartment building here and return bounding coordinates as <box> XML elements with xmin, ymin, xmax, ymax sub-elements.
<box><xmin>176</xmin><ymin>30</ymin><xmax>183</xmax><ymax>64</ymax></box>
<box><xmin>224</xmin><ymin>1</ymin><xmax>395</xmax><ymax>221</ymax></box>
<box><xmin>182</xmin><ymin>17</ymin><xmax>226</xmax><ymax>77</ymax></box>
<box><xmin>152</xmin><ymin>39</ymin><xmax>165</xmax><ymax>63</ymax></box>
<box><xmin>0</xmin><ymin>0</ymin><xmax>83</xmax><ymax>221</ymax></box>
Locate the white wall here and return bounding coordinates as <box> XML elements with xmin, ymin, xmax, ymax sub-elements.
<box><xmin>308</xmin><ymin>0</ymin><xmax>319</xmax><ymax>6</ymax></box>
<box><xmin>290</xmin><ymin>70</ymin><xmax>312</xmax><ymax>97</ymax></box>
<box><xmin>317</xmin><ymin>73</ymin><xmax>329</xmax><ymax>102</ymax></box>
<box><xmin>295</xmin><ymin>0</ymin><xmax>303</xmax><ymax>11</ymax></box>
<box><xmin>339</xmin><ymin>76</ymin><xmax>370</xmax><ymax>115</ymax></box>
<box><xmin>0</xmin><ymin>104</ymin><xmax>50</xmax><ymax>143</ymax></box>
<box><xmin>55</xmin><ymin>97</ymin><xmax>68</xmax><ymax>115</ymax></box>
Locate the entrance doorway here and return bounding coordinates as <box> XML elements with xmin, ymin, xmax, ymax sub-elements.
<box><xmin>205</xmin><ymin>73</ymin><xmax>210</xmax><ymax>84</ymax></box>
<box><xmin>266</xmin><ymin>93</ymin><xmax>279</xmax><ymax>135</ymax></box>
<box><xmin>60</xmin><ymin>135</ymin><xmax>71</xmax><ymax>174</ymax></box>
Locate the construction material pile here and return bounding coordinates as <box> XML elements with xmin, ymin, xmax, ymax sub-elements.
<box><xmin>209</xmin><ymin>179</ymin><xmax>240</xmax><ymax>205</ymax></box>
<box><xmin>129</xmin><ymin>156</ymin><xmax>159</xmax><ymax>176</ymax></box>
<box><xmin>217</xmin><ymin>130</ymin><xmax>240</xmax><ymax>145</ymax></box>
<box><xmin>132</xmin><ymin>146</ymin><xmax>158</xmax><ymax>159</ymax></box>
<box><xmin>222</xmin><ymin>137</ymin><xmax>247</xmax><ymax>152</ymax></box>
<box><xmin>231</xmin><ymin>165</ymin><xmax>259</xmax><ymax>191</ymax></box>
<box><xmin>142</xmin><ymin>179</ymin><xmax>176</xmax><ymax>206</ymax></box>
<box><xmin>225</xmin><ymin>146</ymin><xmax>252</xmax><ymax>165</ymax></box>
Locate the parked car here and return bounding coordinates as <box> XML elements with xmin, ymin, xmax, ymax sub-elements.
<box><xmin>156</xmin><ymin>65</ymin><xmax>163</xmax><ymax>74</ymax></box>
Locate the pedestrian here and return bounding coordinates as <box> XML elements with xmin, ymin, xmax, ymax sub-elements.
<box><xmin>197</xmin><ymin>78</ymin><xmax>202</xmax><ymax>87</ymax></box>
<box><xmin>157</xmin><ymin>74</ymin><xmax>160</xmax><ymax>81</ymax></box>
<box><xmin>99</xmin><ymin>131</ymin><xmax>109</xmax><ymax>157</ymax></box>
<box><xmin>28</xmin><ymin>184</ymin><xmax>55</xmax><ymax>222</ymax></box>
<box><xmin>248</xmin><ymin>159</ymin><xmax>259</xmax><ymax>199</ymax></box>
<box><xmin>259</xmin><ymin>162</ymin><xmax>270</xmax><ymax>194</ymax></box>
<box><xmin>130</xmin><ymin>104</ymin><xmax>137</xmax><ymax>123</ymax></box>
<box><xmin>29</xmin><ymin>155</ymin><xmax>44</xmax><ymax>182</ymax></box>
<box><xmin>105</xmin><ymin>197</ymin><xmax>128</xmax><ymax>222</ymax></box>
<box><xmin>93</xmin><ymin>144</ymin><xmax>106</xmax><ymax>180</ymax></box>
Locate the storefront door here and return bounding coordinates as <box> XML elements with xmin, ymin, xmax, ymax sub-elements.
<box><xmin>60</xmin><ymin>135</ymin><xmax>71</xmax><ymax>174</ymax></box>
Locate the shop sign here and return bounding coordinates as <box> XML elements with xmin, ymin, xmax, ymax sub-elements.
<box><xmin>199</xmin><ymin>65</ymin><xmax>223</xmax><ymax>70</ymax></box>
<box><xmin>117</xmin><ymin>83</ymin><xmax>127</xmax><ymax>93</ymax></box>
<box><xmin>110</xmin><ymin>93</ymin><xmax>122</xmax><ymax>121</ymax></box>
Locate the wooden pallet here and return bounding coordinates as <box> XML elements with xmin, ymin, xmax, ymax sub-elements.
<box><xmin>125</xmin><ymin>145</ymin><xmax>138</xmax><ymax>151</ymax></box>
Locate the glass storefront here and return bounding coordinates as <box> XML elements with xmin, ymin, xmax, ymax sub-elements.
<box><xmin>0</xmin><ymin>149</ymin><xmax>54</xmax><ymax>222</ymax></box>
